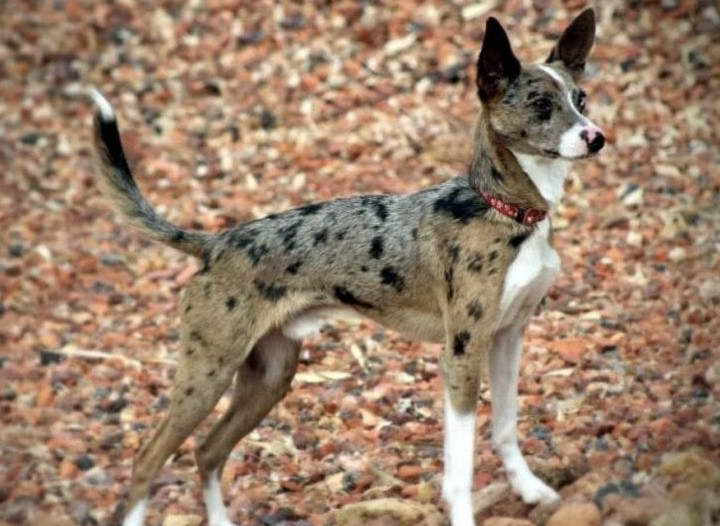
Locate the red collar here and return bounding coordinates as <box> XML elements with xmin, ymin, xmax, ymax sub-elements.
<box><xmin>481</xmin><ymin>192</ymin><xmax>547</xmax><ymax>226</ymax></box>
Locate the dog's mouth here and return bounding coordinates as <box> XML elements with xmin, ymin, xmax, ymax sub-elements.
<box><xmin>548</xmin><ymin>150</ymin><xmax>600</xmax><ymax>161</ymax></box>
<box><xmin>568</xmin><ymin>150</ymin><xmax>601</xmax><ymax>160</ymax></box>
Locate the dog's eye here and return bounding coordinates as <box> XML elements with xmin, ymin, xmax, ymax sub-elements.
<box><xmin>532</xmin><ymin>98</ymin><xmax>553</xmax><ymax>120</ymax></box>
<box><xmin>575</xmin><ymin>90</ymin><xmax>587</xmax><ymax>113</ymax></box>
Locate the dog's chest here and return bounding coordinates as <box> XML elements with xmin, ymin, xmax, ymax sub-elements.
<box><xmin>498</xmin><ymin>219</ymin><xmax>560</xmax><ymax>329</ymax></box>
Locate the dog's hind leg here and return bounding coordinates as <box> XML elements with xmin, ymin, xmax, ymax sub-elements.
<box><xmin>195</xmin><ymin>331</ymin><xmax>301</xmax><ymax>526</ymax></box>
<box><xmin>119</xmin><ymin>338</ymin><xmax>241</xmax><ymax>526</ymax></box>
<box><xmin>489</xmin><ymin>326</ymin><xmax>560</xmax><ymax>505</ymax></box>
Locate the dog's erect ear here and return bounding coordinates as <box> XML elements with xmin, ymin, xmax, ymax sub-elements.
<box><xmin>476</xmin><ymin>17</ymin><xmax>521</xmax><ymax>102</ymax></box>
<box><xmin>546</xmin><ymin>8</ymin><xmax>596</xmax><ymax>76</ymax></box>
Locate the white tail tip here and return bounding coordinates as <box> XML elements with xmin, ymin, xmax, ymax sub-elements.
<box><xmin>87</xmin><ymin>88</ymin><xmax>115</xmax><ymax>121</ymax></box>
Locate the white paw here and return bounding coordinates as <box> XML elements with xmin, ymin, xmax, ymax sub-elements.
<box><xmin>511</xmin><ymin>472</ymin><xmax>560</xmax><ymax>505</ymax></box>
<box><xmin>446</xmin><ymin>493</ymin><xmax>475</xmax><ymax>526</ymax></box>
<box><xmin>122</xmin><ymin>499</ymin><xmax>148</xmax><ymax>526</ymax></box>
<box><xmin>442</xmin><ymin>479</ymin><xmax>475</xmax><ymax>525</ymax></box>
<box><xmin>204</xmin><ymin>471</ymin><xmax>238</xmax><ymax>526</ymax></box>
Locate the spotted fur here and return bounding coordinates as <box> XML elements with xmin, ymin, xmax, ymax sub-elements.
<box><xmin>89</xmin><ymin>9</ymin><xmax>604</xmax><ymax>526</ymax></box>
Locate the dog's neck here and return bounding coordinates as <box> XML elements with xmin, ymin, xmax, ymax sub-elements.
<box><xmin>469</xmin><ymin>116</ymin><xmax>569</xmax><ymax>212</ymax></box>
<box><xmin>511</xmin><ymin>152</ymin><xmax>569</xmax><ymax>208</ymax></box>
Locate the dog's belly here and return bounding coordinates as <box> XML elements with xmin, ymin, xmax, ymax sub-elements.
<box><xmin>498</xmin><ymin>220</ymin><xmax>560</xmax><ymax>329</ymax></box>
<box><xmin>282</xmin><ymin>306</ymin><xmax>445</xmax><ymax>343</ymax></box>
<box><xmin>371</xmin><ymin>308</ymin><xmax>445</xmax><ymax>343</ymax></box>
<box><xmin>282</xmin><ymin>306</ymin><xmax>361</xmax><ymax>340</ymax></box>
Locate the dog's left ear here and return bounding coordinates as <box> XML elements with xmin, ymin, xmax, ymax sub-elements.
<box><xmin>546</xmin><ymin>8</ymin><xmax>596</xmax><ymax>77</ymax></box>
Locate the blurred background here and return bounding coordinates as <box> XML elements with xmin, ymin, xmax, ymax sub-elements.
<box><xmin>0</xmin><ymin>1</ymin><xmax>718</xmax><ymax>525</ymax></box>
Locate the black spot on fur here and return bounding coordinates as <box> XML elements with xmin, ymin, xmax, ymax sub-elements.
<box><xmin>297</xmin><ymin>203</ymin><xmax>323</xmax><ymax>216</ymax></box>
<box><xmin>360</xmin><ymin>265</ymin><xmax>369</xmax><ymax>272</ymax></box>
<box><xmin>362</xmin><ymin>196</ymin><xmax>389</xmax><ymax>222</ymax></box>
<box><xmin>189</xmin><ymin>331</ymin><xmax>206</xmax><ymax>345</ymax></box>
<box><xmin>333</xmin><ymin>286</ymin><xmax>375</xmax><ymax>309</ymax></box>
<box><xmin>226</xmin><ymin>296</ymin><xmax>237</xmax><ymax>311</ymax></box>
<box><xmin>185</xmin><ymin>387</ymin><xmax>195</xmax><ymax>396</ymax></box>
<box><xmin>254</xmin><ymin>280</ymin><xmax>287</xmax><ymax>302</ymax></box>
<box><xmin>467</xmin><ymin>300</ymin><xmax>483</xmax><ymax>321</ymax></box>
<box><xmin>489</xmin><ymin>250</ymin><xmax>498</xmax><ymax>262</ymax></box>
<box><xmin>247</xmin><ymin>243</ymin><xmax>269</xmax><ymax>265</ymax></box>
<box><xmin>467</xmin><ymin>253</ymin><xmax>484</xmax><ymax>273</ymax></box>
<box><xmin>278</xmin><ymin>221</ymin><xmax>302</xmax><ymax>251</ymax></box>
<box><xmin>286</xmin><ymin>261</ymin><xmax>302</xmax><ymax>274</ymax></box>
<box><xmin>370</xmin><ymin>236</ymin><xmax>384</xmax><ymax>259</ymax></box>
<box><xmin>373</xmin><ymin>201</ymin><xmax>389</xmax><ymax>222</ymax></box>
<box><xmin>445</xmin><ymin>267</ymin><xmax>454</xmax><ymax>301</ymax></box>
<box><xmin>380</xmin><ymin>266</ymin><xmax>405</xmax><ymax>292</ymax></box>
<box><xmin>335</xmin><ymin>230</ymin><xmax>347</xmax><ymax>241</ymax></box>
<box><xmin>185</xmin><ymin>304</ymin><xmax>193</xmax><ymax>313</ymax></box>
<box><xmin>453</xmin><ymin>331</ymin><xmax>470</xmax><ymax>356</ymax></box>
<box><xmin>207</xmin><ymin>369</ymin><xmax>216</xmax><ymax>377</ymax></box>
<box><xmin>411</xmin><ymin>228</ymin><xmax>418</xmax><ymax>240</ymax></box>
<box><xmin>509</xmin><ymin>232</ymin><xmax>530</xmax><ymax>248</ymax></box>
<box><xmin>230</xmin><ymin>232</ymin><xmax>254</xmax><ymax>249</ymax></box>
<box><xmin>186</xmin><ymin>348</ymin><xmax>195</xmax><ymax>356</ymax></box>
<box><xmin>199</xmin><ymin>251</ymin><xmax>212</xmax><ymax>274</ymax></box>
<box><xmin>433</xmin><ymin>188</ymin><xmax>489</xmax><ymax>224</ymax></box>
<box><xmin>171</xmin><ymin>229</ymin><xmax>186</xmax><ymax>242</ymax></box>
<box><xmin>313</xmin><ymin>228</ymin><xmax>328</xmax><ymax>245</ymax></box>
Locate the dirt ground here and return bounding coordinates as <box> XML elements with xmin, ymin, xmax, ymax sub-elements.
<box><xmin>1</xmin><ymin>1</ymin><xmax>719</xmax><ymax>525</ymax></box>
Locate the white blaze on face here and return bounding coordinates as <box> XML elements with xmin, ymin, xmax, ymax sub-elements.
<box><xmin>537</xmin><ymin>65</ymin><xmax>604</xmax><ymax>159</ymax></box>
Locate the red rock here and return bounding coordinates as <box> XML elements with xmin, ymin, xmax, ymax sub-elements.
<box><xmin>547</xmin><ymin>501</ymin><xmax>601</xmax><ymax>526</ymax></box>
<box><xmin>397</xmin><ymin>464</ymin><xmax>423</xmax><ymax>482</ymax></box>
<box><xmin>551</xmin><ymin>339</ymin><xmax>591</xmax><ymax>364</ymax></box>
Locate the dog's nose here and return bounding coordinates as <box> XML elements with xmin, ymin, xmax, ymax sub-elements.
<box><xmin>588</xmin><ymin>132</ymin><xmax>605</xmax><ymax>153</ymax></box>
<box><xmin>581</xmin><ymin>128</ymin><xmax>605</xmax><ymax>154</ymax></box>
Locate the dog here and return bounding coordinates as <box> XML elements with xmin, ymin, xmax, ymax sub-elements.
<box><xmin>90</xmin><ymin>8</ymin><xmax>604</xmax><ymax>526</ymax></box>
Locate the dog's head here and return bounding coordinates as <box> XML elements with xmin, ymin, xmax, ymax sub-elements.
<box><xmin>476</xmin><ymin>8</ymin><xmax>605</xmax><ymax>160</ymax></box>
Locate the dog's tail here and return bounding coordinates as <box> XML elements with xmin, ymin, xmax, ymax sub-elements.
<box><xmin>89</xmin><ymin>89</ymin><xmax>211</xmax><ymax>258</ymax></box>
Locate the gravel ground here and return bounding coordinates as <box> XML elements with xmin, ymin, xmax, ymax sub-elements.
<box><xmin>1</xmin><ymin>1</ymin><xmax>718</xmax><ymax>525</ymax></box>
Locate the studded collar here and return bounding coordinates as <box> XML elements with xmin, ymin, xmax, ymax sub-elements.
<box><xmin>481</xmin><ymin>192</ymin><xmax>548</xmax><ymax>226</ymax></box>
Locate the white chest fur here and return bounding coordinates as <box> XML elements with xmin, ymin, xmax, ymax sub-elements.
<box><xmin>499</xmin><ymin>219</ymin><xmax>560</xmax><ymax>330</ymax></box>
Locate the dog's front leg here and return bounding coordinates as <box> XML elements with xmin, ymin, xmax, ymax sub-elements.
<box><xmin>490</xmin><ymin>326</ymin><xmax>560</xmax><ymax>505</ymax></box>
<box><xmin>441</xmin><ymin>327</ymin><xmax>492</xmax><ymax>525</ymax></box>
<box><xmin>442</xmin><ymin>385</ymin><xmax>477</xmax><ymax>525</ymax></box>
